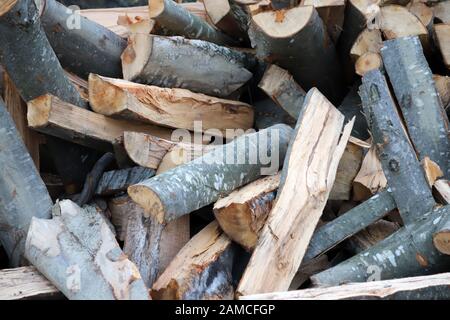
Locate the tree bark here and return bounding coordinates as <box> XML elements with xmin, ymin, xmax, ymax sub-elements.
<box><xmin>96</xmin><ymin>167</ymin><xmax>156</xmax><ymax>196</ymax></box>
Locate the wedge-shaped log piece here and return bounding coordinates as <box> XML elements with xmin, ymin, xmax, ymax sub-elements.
<box><xmin>359</xmin><ymin>70</ymin><xmax>436</xmax><ymax>225</ymax></box>
<box><xmin>27</xmin><ymin>94</ymin><xmax>173</xmax><ymax>152</ymax></box>
<box><xmin>241</xmin><ymin>273</ymin><xmax>450</xmax><ymax>300</ymax></box>
<box><xmin>311</xmin><ymin>205</ymin><xmax>450</xmax><ymax>286</ymax></box>
<box><xmin>89</xmin><ymin>74</ymin><xmax>254</xmax><ymax>132</ymax></box>
<box><xmin>434</xmin><ymin>24</ymin><xmax>450</xmax><ymax>70</ymax></box>
<box><xmin>128</xmin><ymin>124</ymin><xmax>292</xmax><ymax>224</ymax></box>
<box><xmin>248</xmin><ymin>6</ymin><xmax>345</xmax><ymax>103</ymax></box>
<box><xmin>25</xmin><ymin>200</ymin><xmax>150</xmax><ymax>300</ymax></box>
<box><xmin>151</xmin><ymin>221</ymin><xmax>234</xmax><ymax>300</ymax></box>
<box><xmin>122</xmin><ymin>34</ymin><xmax>252</xmax><ymax>98</ymax></box>
<box><xmin>381</xmin><ymin>36</ymin><xmax>450</xmax><ymax>178</ymax></box>
<box><xmin>350</xmin><ymin>28</ymin><xmax>383</xmax><ymax>62</ymax></box>
<box><xmin>236</xmin><ymin>88</ymin><xmax>354</xmax><ymax>296</ymax></box>
<box><xmin>0</xmin><ymin>99</ymin><xmax>52</xmax><ymax>267</ymax></box>
<box><xmin>95</xmin><ymin>167</ymin><xmax>156</xmax><ymax>196</ymax></box>
<box><xmin>433</xmin><ymin>213</ymin><xmax>450</xmax><ymax>255</ymax></box>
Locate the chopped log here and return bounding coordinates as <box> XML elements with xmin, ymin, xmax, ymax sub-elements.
<box><xmin>248</xmin><ymin>6</ymin><xmax>345</xmax><ymax>104</ymax></box>
<box><xmin>434</xmin><ymin>24</ymin><xmax>450</xmax><ymax>69</ymax></box>
<box><xmin>433</xmin><ymin>74</ymin><xmax>450</xmax><ymax>108</ymax></box>
<box><xmin>434</xmin><ymin>179</ymin><xmax>450</xmax><ymax>204</ymax></box>
<box><xmin>407</xmin><ymin>1</ymin><xmax>434</xmax><ymax>30</ymax></box>
<box><xmin>0</xmin><ymin>98</ymin><xmax>52</xmax><ymax>267</ymax></box>
<box><xmin>214</xmin><ymin>174</ymin><xmax>280</xmax><ymax>251</ymax></box>
<box><xmin>149</xmin><ymin>0</ymin><xmax>236</xmax><ymax>46</ymax></box>
<box><xmin>355</xmin><ymin>52</ymin><xmax>383</xmax><ymax>76</ymax></box>
<box><xmin>350</xmin><ymin>28</ymin><xmax>383</xmax><ymax>62</ymax></box>
<box><xmin>27</xmin><ymin>94</ymin><xmax>173</xmax><ymax>152</ymax></box>
<box><xmin>304</xmin><ymin>190</ymin><xmax>397</xmax><ymax>261</ymax></box>
<box><xmin>151</xmin><ymin>221</ymin><xmax>234</xmax><ymax>300</ymax></box>
<box><xmin>433</xmin><ymin>1</ymin><xmax>450</xmax><ymax>23</ymax></box>
<box><xmin>359</xmin><ymin>69</ymin><xmax>436</xmax><ymax>225</ymax></box>
<box><xmin>241</xmin><ymin>273</ymin><xmax>450</xmax><ymax>300</ymax></box>
<box><xmin>25</xmin><ymin>200</ymin><xmax>150</xmax><ymax>300</ymax></box>
<box><xmin>128</xmin><ymin>124</ymin><xmax>293</xmax><ymax>224</ymax></box>
<box><xmin>258</xmin><ymin>64</ymin><xmax>306</xmax><ymax>120</ymax></box>
<box><xmin>0</xmin><ymin>267</ymin><xmax>61</xmax><ymax>300</ymax></box>
<box><xmin>89</xmin><ymin>74</ymin><xmax>254</xmax><ymax>133</ymax></box>
<box><xmin>35</xmin><ymin>0</ymin><xmax>127</xmax><ymax>79</ymax></box>
<box><xmin>123</xmin><ymin>197</ymin><xmax>189</xmax><ymax>287</ymax></box>
<box><xmin>382</xmin><ymin>36</ymin><xmax>450</xmax><ymax>178</ymax></box>
<box><xmin>302</xmin><ymin>0</ymin><xmax>346</xmax><ymax>43</ymax></box>
<box><xmin>96</xmin><ymin>167</ymin><xmax>156</xmax><ymax>196</ymax></box>
<box><xmin>311</xmin><ymin>205</ymin><xmax>450</xmax><ymax>286</ymax></box>
<box><xmin>122</xmin><ymin>34</ymin><xmax>252</xmax><ymax>98</ymax></box>
<box><xmin>236</xmin><ymin>88</ymin><xmax>354</xmax><ymax>296</ymax></box>
<box><xmin>433</xmin><ymin>214</ymin><xmax>450</xmax><ymax>255</ymax></box>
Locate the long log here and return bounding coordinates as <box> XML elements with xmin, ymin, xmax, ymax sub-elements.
<box><xmin>236</xmin><ymin>88</ymin><xmax>354</xmax><ymax>296</ymax></box>
<box><xmin>96</xmin><ymin>167</ymin><xmax>156</xmax><ymax>196</ymax></box>
<box><xmin>248</xmin><ymin>6</ymin><xmax>344</xmax><ymax>104</ymax></box>
<box><xmin>0</xmin><ymin>98</ymin><xmax>52</xmax><ymax>267</ymax></box>
<box><xmin>359</xmin><ymin>69</ymin><xmax>436</xmax><ymax>225</ymax></box>
<box><xmin>25</xmin><ymin>200</ymin><xmax>150</xmax><ymax>300</ymax></box>
<box><xmin>311</xmin><ymin>205</ymin><xmax>450</xmax><ymax>286</ymax></box>
<box><xmin>381</xmin><ymin>36</ymin><xmax>450</xmax><ymax>178</ymax></box>
<box><xmin>128</xmin><ymin>124</ymin><xmax>292</xmax><ymax>224</ymax></box>
<box><xmin>122</xmin><ymin>34</ymin><xmax>253</xmax><ymax>98</ymax></box>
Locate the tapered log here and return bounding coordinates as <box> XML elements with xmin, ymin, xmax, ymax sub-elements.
<box><xmin>27</xmin><ymin>94</ymin><xmax>173</xmax><ymax>152</ymax></box>
<box><xmin>311</xmin><ymin>205</ymin><xmax>450</xmax><ymax>286</ymax></box>
<box><xmin>258</xmin><ymin>64</ymin><xmax>306</xmax><ymax>120</ymax></box>
<box><xmin>89</xmin><ymin>74</ymin><xmax>254</xmax><ymax>133</ymax></box>
<box><xmin>241</xmin><ymin>273</ymin><xmax>450</xmax><ymax>300</ymax></box>
<box><xmin>151</xmin><ymin>221</ymin><xmax>235</xmax><ymax>300</ymax></box>
<box><xmin>236</xmin><ymin>89</ymin><xmax>354</xmax><ymax>296</ymax></box>
<box><xmin>434</xmin><ymin>1</ymin><xmax>450</xmax><ymax>23</ymax></box>
<box><xmin>0</xmin><ymin>99</ymin><xmax>52</xmax><ymax>267</ymax></box>
<box><xmin>149</xmin><ymin>0</ymin><xmax>236</xmax><ymax>46</ymax></box>
<box><xmin>248</xmin><ymin>6</ymin><xmax>345</xmax><ymax>104</ymax></box>
<box><xmin>434</xmin><ymin>179</ymin><xmax>450</xmax><ymax>204</ymax></box>
<box><xmin>355</xmin><ymin>52</ymin><xmax>383</xmax><ymax>76</ymax></box>
<box><xmin>350</xmin><ymin>28</ymin><xmax>383</xmax><ymax>62</ymax></box>
<box><xmin>433</xmin><ymin>74</ymin><xmax>450</xmax><ymax>108</ymax></box>
<box><xmin>25</xmin><ymin>200</ymin><xmax>150</xmax><ymax>300</ymax></box>
<box><xmin>214</xmin><ymin>174</ymin><xmax>280</xmax><ymax>251</ymax></box>
<box><xmin>359</xmin><ymin>70</ymin><xmax>436</xmax><ymax>225</ymax></box>
<box><xmin>0</xmin><ymin>267</ymin><xmax>61</xmax><ymax>300</ymax></box>
<box><xmin>408</xmin><ymin>2</ymin><xmax>434</xmax><ymax>30</ymax></box>
<box><xmin>381</xmin><ymin>36</ymin><xmax>450</xmax><ymax>178</ymax></box>
<box><xmin>122</xmin><ymin>34</ymin><xmax>252</xmax><ymax>98</ymax></box>
<box><xmin>128</xmin><ymin>124</ymin><xmax>292</xmax><ymax>224</ymax></box>
<box><xmin>96</xmin><ymin>167</ymin><xmax>156</xmax><ymax>196</ymax></box>
<box><xmin>35</xmin><ymin>0</ymin><xmax>127</xmax><ymax>79</ymax></box>
<box><xmin>433</xmin><ymin>214</ymin><xmax>450</xmax><ymax>255</ymax></box>
<box><xmin>434</xmin><ymin>24</ymin><xmax>450</xmax><ymax>70</ymax></box>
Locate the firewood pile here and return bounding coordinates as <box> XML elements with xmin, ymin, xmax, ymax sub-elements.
<box><xmin>0</xmin><ymin>0</ymin><xmax>449</xmax><ymax>301</ymax></box>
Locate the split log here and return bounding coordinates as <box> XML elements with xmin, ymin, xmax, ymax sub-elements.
<box><xmin>433</xmin><ymin>1</ymin><xmax>450</xmax><ymax>23</ymax></box>
<box><xmin>151</xmin><ymin>221</ymin><xmax>235</xmax><ymax>300</ymax></box>
<box><xmin>0</xmin><ymin>98</ymin><xmax>52</xmax><ymax>267</ymax></box>
<box><xmin>433</xmin><ymin>74</ymin><xmax>450</xmax><ymax>108</ymax></box>
<box><xmin>149</xmin><ymin>0</ymin><xmax>236</xmax><ymax>46</ymax></box>
<box><xmin>128</xmin><ymin>124</ymin><xmax>293</xmax><ymax>224</ymax></box>
<box><xmin>214</xmin><ymin>174</ymin><xmax>280</xmax><ymax>251</ymax></box>
<box><xmin>236</xmin><ymin>88</ymin><xmax>354</xmax><ymax>296</ymax></box>
<box><xmin>407</xmin><ymin>1</ymin><xmax>434</xmax><ymax>30</ymax></box>
<box><xmin>350</xmin><ymin>28</ymin><xmax>383</xmax><ymax>62</ymax></box>
<box><xmin>433</xmin><ymin>214</ymin><xmax>450</xmax><ymax>255</ymax></box>
<box><xmin>241</xmin><ymin>273</ymin><xmax>450</xmax><ymax>300</ymax></box>
<box><xmin>89</xmin><ymin>74</ymin><xmax>254</xmax><ymax>133</ymax></box>
<box><xmin>311</xmin><ymin>205</ymin><xmax>450</xmax><ymax>286</ymax></box>
<box><xmin>27</xmin><ymin>94</ymin><xmax>173</xmax><ymax>152</ymax></box>
<box><xmin>381</xmin><ymin>36</ymin><xmax>450</xmax><ymax>178</ymax></box>
<box><xmin>65</xmin><ymin>71</ymin><xmax>89</xmax><ymax>101</ymax></box>
<box><xmin>355</xmin><ymin>52</ymin><xmax>383</xmax><ymax>76</ymax></box>
<box><xmin>96</xmin><ymin>167</ymin><xmax>156</xmax><ymax>196</ymax></box>
<box><xmin>248</xmin><ymin>6</ymin><xmax>345</xmax><ymax>104</ymax></box>
<box><xmin>302</xmin><ymin>0</ymin><xmax>346</xmax><ymax>43</ymax></box>
<box><xmin>35</xmin><ymin>0</ymin><xmax>127</xmax><ymax>79</ymax></box>
<box><xmin>359</xmin><ymin>69</ymin><xmax>436</xmax><ymax>225</ymax></box>
<box><xmin>122</xmin><ymin>34</ymin><xmax>253</xmax><ymax>98</ymax></box>
<box><xmin>0</xmin><ymin>267</ymin><xmax>61</xmax><ymax>300</ymax></box>
<box><xmin>434</xmin><ymin>179</ymin><xmax>450</xmax><ymax>204</ymax></box>
<box><xmin>422</xmin><ymin>157</ymin><xmax>444</xmax><ymax>187</ymax></box>
<box><xmin>258</xmin><ymin>64</ymin><xmax>306</xmax><ymax>120</ymax></box>
<box><xmin>25</xmin><ymin>200</ymin><xmax>150</xmax><ymax>300</ymax></box>
<box><xmin>434</xmin><ymin>23</ymin><xmax>450</xmax><ymax>70</ymax></box>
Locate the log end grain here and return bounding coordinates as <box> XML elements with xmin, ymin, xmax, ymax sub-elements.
<box><xmin>88</xmin><ymin>73</ymin><xmax>127</xmax><ymax>116</ymax></box>
<box><xmin>121</xmin><ymin>33</ymin><xmax>152</xmax><ymax>81</ymax></box>
<box><xmin>27</xmin><ymin>94</ymin><xmax>52</xmax><ymax>127</ymax></box>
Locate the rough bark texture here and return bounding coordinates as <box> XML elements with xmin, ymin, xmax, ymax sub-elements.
<box><xmin>96</xmin><ymin>167</ymin><xmax>156</xmax><ymax>196</ymax></box>
<box><xmin>359</xmin><ymin>69</ymin><xmax>436</xmax><ymax>225</ymax></box>
<box><xmin>381</xmin><ymin>36</ymin><xmax>450</xmax><ymax>179</ymax></box>
<box><xmin>0</xmin><ymin>98</ymin><xmax>52</xmax><ymax>267</ymax></box>
<box><xmin>25</xmin><ymin>200</ymin><xmax>150</xmax><ymax>300</ymax></box>
<box><xmin>128</xmin><ymin>124</ymin><xmax>293</xmax><ymax>224</ymax></box>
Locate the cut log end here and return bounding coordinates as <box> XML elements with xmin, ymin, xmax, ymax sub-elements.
<box><xmin>27</xmin><ymin>94</ymin><xmax>52</xmax><ymax>128</ymax></box>
<box><xmin>88</xmin><ymin>74</ymin><xmax>127</xmax><ymax>116</ymax></box>
<box><xmin>433</xmin><ymin>230</ymin><xmax>450</xmax><ymax>255</ymax></box>
<box><xmin>355</xmin><ymin>52</ymin><xmax>382</xmax><ymax>76</ymax></box>
<box><xmin>122</xmin><ymin>33</ymin><xmax>152</xmax><ymax>81</ymax></box>
<box><xmin>203</xmin><ymin>0</ymin><xmax>231</xmax><ymax>25</ymax></box>
<box><xmin>149</xmin><ymin>0</ymin><xmax>167</xmax><ymax>18</ymax></box>
<box><xmin>259</xmin><ymin>64</ymin><xmax>293</xmax><ymax>96</ymax></box>
<box><xmin>128</xmin><ymin>184</ymin><xmax>165</xmax><ymax>223</ymax></box>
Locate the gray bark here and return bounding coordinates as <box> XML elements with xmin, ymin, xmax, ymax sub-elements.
<box><xmin>36</xmin><ymin>0</ymin><xmax>127</xmax><ymax>79</ymax></box>
<box><xmin>338</xmin><ymin>82</ymin><xmax>370</xmax><ymax>140</ymax></box>
<box><xmin>254</xmin><ymin>99</ymin><xmax>296</xmax><ymax>130</ymax></box>
<box><xmin>128</xmin><ymin>124</ymin><xmax>293</xmax><ymax>224</ymax></box>
<box><xmin>359</xmin><ymin>69</ymin><xmax>436</xmax><ymax>225</ymax></box>
<box><xmin>311</xmin><ymin>205</ymin><xmax>450</xmax><ymax>286</ymax></box>
<box><xmin>0</xmin><ymin>99</ymin><xmax>52</xmax><ymax>267</ymax></box>
<box><xmin>96</xmin><ymin>167</ymin><xmax>156</xmax><ymax>196</ymax></box>
<box><xmin>271</xmin><ymin>0</ymin><xmax>298</xmax><ymax>10</ymax></box>
<box><xmin>381</xmin><ymin>36</ymin><xmax>450</xmax><ymax>178</ymax></box>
